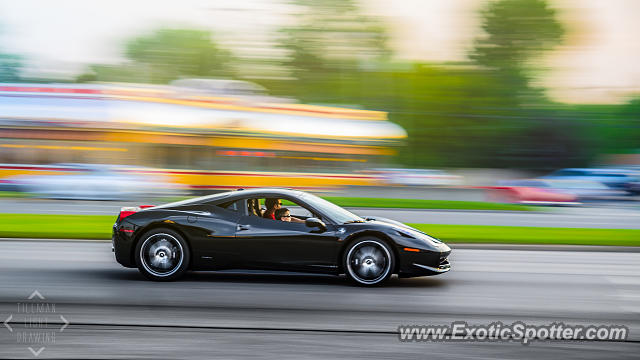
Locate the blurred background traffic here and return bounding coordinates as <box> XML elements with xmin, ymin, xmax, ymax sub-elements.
<box><xmin>0</xmin><ymin>0</ymin><xmax>638</xmax><ymax>206</ymax></box>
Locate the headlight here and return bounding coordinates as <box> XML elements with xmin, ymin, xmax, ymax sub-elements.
<box><xmin>396</xmin><ymin>228</ymin><xmax>442</xmax><ymax>245</ymax></box>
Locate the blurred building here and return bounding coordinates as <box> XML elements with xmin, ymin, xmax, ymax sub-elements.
<box><xmin>0</xmin><ymin>81</ymin><xmax>406</xmax><ymax>190</ymax></box>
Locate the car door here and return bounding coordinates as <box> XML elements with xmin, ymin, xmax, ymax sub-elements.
<box><xmin>182</xmin><ymin>201</ymin><xmax>243</xmax><ymax>270</ymax></box>
<box><xmin>234</xmin><ymin>198</ymin><xmax>341</xmax><ymax>272</ymax></box>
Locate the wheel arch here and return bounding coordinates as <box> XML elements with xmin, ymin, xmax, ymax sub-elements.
<box><xmin>338</xmin><ymin>230</ymin><xmax>400</xmax><ymax>274</ymax></box>
<box><xmin>130</xmin><ymin>222</ymin><xmax>193</xmax><ymax>268</ymax></box>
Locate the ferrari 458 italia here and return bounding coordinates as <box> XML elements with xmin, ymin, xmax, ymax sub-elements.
<box><xmin>112</xmin><ymin>188</ymin><xmax>451</xmax><ymax>286</ymax></box>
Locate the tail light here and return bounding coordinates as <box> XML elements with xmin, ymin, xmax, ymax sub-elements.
<box><xmin>119</xmin><ymin>205</ymin><xmax>154</xmax><ymax>220</ymax></box>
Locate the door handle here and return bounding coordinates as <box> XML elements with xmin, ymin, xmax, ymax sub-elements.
<box><xmin>237</xmin><ymin>224</ymin><xmax>251</xmax><ymax>231</ymax></box>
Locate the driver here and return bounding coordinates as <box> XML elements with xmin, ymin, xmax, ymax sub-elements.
<box><xmin>275</xmin><ymin>208</ymin><xmax>291</xmax><ymax>222</ymax></box>
<box><xmin>276</xmin><ymin>207</ymin><xmax>304</xmax><ymax>223</ymax></box>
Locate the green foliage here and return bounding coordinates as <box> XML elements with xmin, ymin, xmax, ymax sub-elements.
<box><xmin>549</xmin><ymin>100</ymin><xmax>640</xmax><ymax>159</ymax></box>
<box><xmin>262</xmin><ymin>63</ymin><xmax>540</xmax><ymax>168</ymax></box>
<box><xmin>278</xmin><ymin>0</ymin><xmax>389</xmax><ymax>84</ymax></box>
<box><xmin>0</xmin><ymin>53</ymin><xmax>22</xmax><ymax>82</ymax></box>
<box><xmin>79</xmin><ymin>28</ymin><xmax>234</xmax><ymax>84</ymax></box>
<box><xmin>261</xmin><ymin>0</ymin><xmax>639</xmax><ymax>169</ymax></box>
<box><xmin>0</xmin><ymin>24</ymin><xmax>22</xmax><ymax>82</ymax></box>
<box><xmin>125</xmin><ymin>28</ymin><xmax>233</xmax><ymax>83</ymax></box>
<box><xmin>472</xmin><ymin>0</ymin><xmax>564</xmax><ymax>91</ymax></box>
<box><xmin>77</xmin><ymin>64</ymin><xmax>147</xmax><ymax>83</ymax></box>
<box><xmin>265</xmin><ymin>0</ymin><xmax>579</xmax><ymax>169</ymax></box>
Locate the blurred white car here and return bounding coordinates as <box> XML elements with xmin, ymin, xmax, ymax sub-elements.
<box><xmin>369</xmin><ymin>168</ymin><xmax>462</xmax><ymax>186</ymax></box>
<box><xmin>542</xmin><ymin>168</ymin><xmax>639</xmax><ymax>192</ymax></box>
<box><xmin>4</xmin><ymin>163</ymin><xmax>182</xmax><ymax>200</ymax></box>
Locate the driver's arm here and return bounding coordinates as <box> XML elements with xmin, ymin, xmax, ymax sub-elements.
<box><xmin>290</xmin><ymin>216</ymin><xmax>305</xmax><ymax>223</ymax></box>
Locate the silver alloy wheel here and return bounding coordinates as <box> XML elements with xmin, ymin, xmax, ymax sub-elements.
<box><xmin>346</xmin><ymin>240</ymin><xmax>392</xmax><ymax>285</ymax></box>
<box><xmin>139</xmin><ymin>233</ymin><xmax>184</xmax><ymax>277</ymax></box>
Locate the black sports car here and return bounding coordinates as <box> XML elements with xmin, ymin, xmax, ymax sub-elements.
<box><xmin>112</xmin><ymin>188</ymin><xmax>451</xmax><ymax>285</ymax></box>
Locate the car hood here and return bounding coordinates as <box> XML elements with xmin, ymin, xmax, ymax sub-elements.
<box><xmin>365</xmin><ymin>216</ymin><xmax>416</xmax><ymax>231</ymax></box>
<box><xmin>363</xmin><ymin>216</ymin><xmax>450</xmax><ymax>252</ymax></box>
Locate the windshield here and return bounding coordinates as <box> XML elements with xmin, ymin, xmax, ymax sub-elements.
<box><xmin>300</xmin><ymin>193</ymin><xmax>364</xmax><ymax>224</ymax></box>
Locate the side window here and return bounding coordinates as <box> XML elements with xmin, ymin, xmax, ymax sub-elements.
<box><xmin>250</xmin><ymin>197</ymin><xmax>319</xmax><ymax>222</ymax></box>
<box><xmin>216</xmin><ymin>199</ymin><xmax>244</xmax><ymax>214</ymax></box>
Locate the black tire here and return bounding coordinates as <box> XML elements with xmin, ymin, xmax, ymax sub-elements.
<box><xmin>343</xmin><ymin>237</ymin><xmax>395</xmax><ymax>286</ymax></box>
<box><xmin>135</xmin><ymin>228</ymin><xmax>190</xmax><ymax>281</ymax></box>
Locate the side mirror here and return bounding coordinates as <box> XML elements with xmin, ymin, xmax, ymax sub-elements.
<box><xmin>305</xmin><ymin>217</ymin><xmax>326</xmax><ymax>231</ymax></box>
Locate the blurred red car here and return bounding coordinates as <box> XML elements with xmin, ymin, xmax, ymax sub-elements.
<box><xmin>487</xmin><ymin>186</ymin><xmax>578</xmax><ymax>205</ymax></box>
<box><xmin>487</xmin><ymin>178</ymin><xmax>632</xmax><ymax>205</ymax></box>
<box><xmin>486</xmin><ymin>180</ymin><xmax>583</xmax><ymax>205</ymax></box>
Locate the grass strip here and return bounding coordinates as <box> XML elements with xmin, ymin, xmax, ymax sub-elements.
<box><xmin>0</xmin><ymin>214</ymin><xmax>637</xmax><ymax>246</ymax></box>
<box><xmin>408</xmin><ymin>223</ymin><xmax>640</xmax><ymax>247</ymax></box>
<box><xmin>0</xmin><ymin>214</ymin><xmax>115</xmax><ymax>239</ymax></box>
<box><xmin>0</xmin><ymin>191</ymin><xmax>29</xmax><ymax>198</ymax></box>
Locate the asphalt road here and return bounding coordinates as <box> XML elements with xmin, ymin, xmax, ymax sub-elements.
<box><xmin>0</xmin><ymin>240</ymin><xmax>638</xmax><ymax>359</ymax></box>
<box><xmin>2</xmin><ymin>198</ymin><xmax>640</xmax><ymax>228</ymax></box>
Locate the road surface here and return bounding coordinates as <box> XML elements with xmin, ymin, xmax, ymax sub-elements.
<box><xmin>0</xmin><ymin>240</ymin><xmax>638</xmax><ymax>359</ymax></box>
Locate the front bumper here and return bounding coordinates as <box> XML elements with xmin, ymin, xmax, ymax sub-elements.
<box><xmin>398</xmin><ymin>247</ymin><xmax>451</xmax><ymax>277</ymax></box>
<box><xmin>412</xmin><ymin>257</ymin><xmax>451</xmax><ymax>273</ymax></box>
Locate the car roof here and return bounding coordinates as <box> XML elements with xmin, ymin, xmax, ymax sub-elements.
<box><xmin>229</xmin><ymin>188</ymin><xmax>304</xmax><ymax>197</ymax></box>
<box><xmin>156</xmin><ymin>188</ymin><xmax>306</xmax><ymax>208</ymax></box>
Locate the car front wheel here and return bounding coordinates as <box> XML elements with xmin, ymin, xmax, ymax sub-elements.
<box><xmin>135</xmin><ymin>229</ymin><xmax>190</xmax><ymax>281</ymax></box>
<box><xmin>344</xmin><ymin>237</ymin><xmax>394</xmax><ymax>286</ymax></box>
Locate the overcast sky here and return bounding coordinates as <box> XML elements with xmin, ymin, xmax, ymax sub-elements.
<box><xmin>0</xmin><ymin>0</ymin><xmax>637</xmax><ymax>104</ymax></box>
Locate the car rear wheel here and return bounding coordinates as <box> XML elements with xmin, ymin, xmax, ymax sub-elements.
<box><xmin>344</xmin><ymin>237</ymin><xmax>394</xmax><ymax>286</ymax></box>
<box><xmin>135</xmin><ymin>229</ymin><xmax>190</xmax><ymax>281</ymax></box>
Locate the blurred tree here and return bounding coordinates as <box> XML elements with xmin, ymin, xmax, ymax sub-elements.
<box><xmin>0</xmin><ymin>53</ymin><xmax>22</xmax><ymax>82</ymax></box>
<box><xmin>257</xmin><ymin>0</ymin><xmax>632</xmax><ymax>169</ymax></box>
<box><xmin>278</xmin><ymin>0</ymin><xmax>389</xmax><ymax>85</ymax></box>
<box><xmin>0</xmin><ymin>25</ymin><xmax>22</xmax><ymax>82</ymax></box>
<box><xmin>76</xmin><ymin>63</ymin><xmax>150</xmax><ymax>83</ymax></box>
<box><xmin>266</xmin><ymin>0</ymin><xmax>575</xmax><ymax>169</ymax></box>
<box><xmin>471</xmin><ymin>0</ymin><xmax>564</xmax><ymax>94</ymax></box>
<box><xmin>464</xmin><ymin>0</ymin><xmax>572</xmax><ymax>169</ymax></box>
<box><xmin>126</xmin><ymin>28</ymin><xmax>233</xmax><ymax>83</ymax></box>
<box><xmin>78</xmin><ymin>28</ymin><xmax>233</xmax><ymax>84</ymax></box>
<box><xmin>350</xmin><ymin>65</ymin><xmax>529</xmax><ymax>168</ymax></box>
<box><xmin>577</xmin><ymin>98</ymin><xmax>640</xmax><ymax>157</ymax></box>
